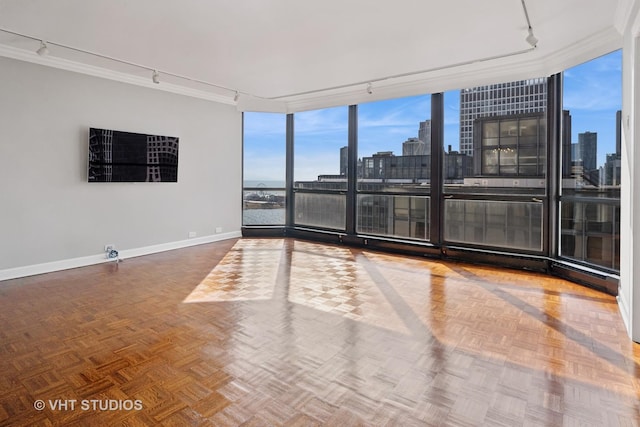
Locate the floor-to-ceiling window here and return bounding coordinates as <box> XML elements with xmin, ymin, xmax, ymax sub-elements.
<box><xmin>560</xmin><ymin>50</ymin><xmax>621</xmax><ymax>271</ymax></box>
<box><xmin>442</xmin><ymin>79</ymin><xmax>547</xmax><ymax>253</ymax></box>
<box><xmin>293</xmin><ymin>106</ymin><xmax>349</xmax><ymax>230</ymax></box>
<box><xmin>242</xmin><ymin>112</ymin><xmax>287</xmax><ymax>226</ymax></box>
<box><xmin>242</xmin><ymin>53</ymin><xmax>621</xmax><ymax>292</ymax></box>
<box><xmin>357</xmin><ymin>95</ymin><xmax>432</xmax><ymax>240</ymax></box>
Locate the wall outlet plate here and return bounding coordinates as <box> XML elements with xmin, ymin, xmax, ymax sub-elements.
<box><xmin>104</xmin><ymin>244</ymin><xmax>115</xmax><ymax>252</ymax></box>
<box><xmin>188</xmin><ymin>231</ymin><xmax>197</xmax><ymax>238</ymax></box>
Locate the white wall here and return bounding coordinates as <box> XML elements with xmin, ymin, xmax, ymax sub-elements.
<box><xmin>619</xmin><ymin>2</ymin><xmax>640</xmax><ymax>342</ymax></box>
<box><xmin>0</xmin><ymin>57</ymin><xmax>241</xmax><ymax>277</ymax></box>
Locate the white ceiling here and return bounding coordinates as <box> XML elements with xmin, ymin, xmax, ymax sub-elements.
<box><xmin>0</xmin><ymin>0</ymin><xmax>630</xmax><ymax>112</ymax></box>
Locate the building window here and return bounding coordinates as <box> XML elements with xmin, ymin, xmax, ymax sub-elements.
<box><xmin>476</xmin><ymin>115</ymin><xmax>546</xmax><ymax>176</ymax></box>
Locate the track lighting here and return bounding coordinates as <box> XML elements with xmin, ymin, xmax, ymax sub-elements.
<box><xmin>521</xmin><ymin>0</ymin><xmax>538</xmax><ymax>48</ymax></box>
<box><xmin>366</xmin><ymin>83</ymin><xmax>373</xmax><ymax>94</ymax></box>
<box><xmin>152</xmin><ymin>70</ymin><xmax>160</xmax><ymax>84</ymax></box>
<box><xmin>36</xmin><ymin>40</ymin><xmax>49</xmax><ymax>56</ymax></box>
<box><xmin>526</xmin><ymin>27</ymin><xmax>538</xmax><ymax>48</ymax></box>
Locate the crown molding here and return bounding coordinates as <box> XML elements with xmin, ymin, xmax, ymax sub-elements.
<box><xmin>540</xmin><ymin>26</ymin><xmax>622</xmax><ymax>75</ymax></box>
<box><xmin>615</xmin><ymin>0</ymin><xmax>637</xmax><ymax>34</ymax></box>
<box><xmin>235</xmin><ymin>95</ymin><xmax>287</xmax><ymax>113</ymax></box>
<box><xmin>0</xmin><ymin>44</ymin><xmax>236</xmax><ymax>105</ymax></box>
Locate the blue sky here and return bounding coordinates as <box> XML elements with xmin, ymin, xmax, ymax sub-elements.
<box><xmin>244</xmin><ymin>50</ymin><xmax>622</xmax><ymax>182</ymax></box>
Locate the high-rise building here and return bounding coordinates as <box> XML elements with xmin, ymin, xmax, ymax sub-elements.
<box><xmin>402</xmin><ymin>137</ymin><xmax>426</xmax><ymax>156</ymax></box>
<box><xmin>402</xmin><ymin>120</ymin><xmax>431</xmax><ymax>155</ymax></box>
<box><xmin>578</xmin><ymin>131</ymin><xmax>598</xmax><ymax>171</ymax></box>
<box><xmin>459</xmin><ymin>78</ymin><xmax>547</xmax><ymax>155</ymax></box>
<box><xmin>340</xmin><ymin>146</ymin><xmax>348</xmax><ymax>175</ymax></box>
<box><xmin>418</xmin><ymin>120</ymin><xmax>431</xmax><ymax>148</ymax></box>
<box><xmin>603</xmin><ymin>153</ymin><xmax>621</xmax><ymax>186</ymax></box>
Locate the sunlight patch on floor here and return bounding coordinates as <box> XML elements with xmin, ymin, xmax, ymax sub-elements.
<box><xmin>183</xmin><ymin>239</ymin><xmax>283</xmax><ymax>303</ymax></box>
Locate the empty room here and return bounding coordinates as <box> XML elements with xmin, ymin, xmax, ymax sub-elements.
<box><xmin>1</xmin><ymin>1</ymin><xmax>640</xmax><ymax>425</ymax></box>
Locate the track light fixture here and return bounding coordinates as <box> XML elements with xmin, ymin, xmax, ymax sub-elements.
<box><xmin>152</xmin><ymin>70</ymin><xmax>160</xmax><ymax>84</ymax></box>
<box><xmin>520</xmin><ymin>0</ymin><xmax>538</xmax><ymax>48</ymax></box>
<box><xmin>36</xmin><ymin>40</ymin><xmax>49</xmax><ymax>56</ymax></box>
<box><xmin>526</xmin><ymin>27</ymin><xmax>538</xmax><ymax>48</ymax></box>
<box><xmin>366</xmin><ymin>83</ymin><xmax>373</xmax><ymax>94</ymax></box>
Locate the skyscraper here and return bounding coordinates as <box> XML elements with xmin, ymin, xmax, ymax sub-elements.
<box><xmin>402</xmin><ymin>137</ymin><xmax>426</xmax><ymax>155</ymax></box>
<box><xmin>339</xmin><ymin>146</ymin><xmax>348</xmax><ymax>175</ymax></box>
<box><xmin>577</xmin><ymin>131</ymin><xmax>597</xmax><ymax>171</ymax></box>
<box><xmin>418</xmin><ymin>120</ymin><xmax>431</xmax><ymax>149</ymax></box>
<box><xmin>401</xmin><ymin>120</ymin><xmax>431</xmax><ymax>156</ymax></box>
<box><xmin>459</xmin><ymin>78</ymin><xmax>547</xmax><ymax>155</ymax></box>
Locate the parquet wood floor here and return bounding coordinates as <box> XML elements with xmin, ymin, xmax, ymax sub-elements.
<box><xmin>1</xmin><ymin>238</ymin><xmax>639</xmax><ymax>426</ymax></box>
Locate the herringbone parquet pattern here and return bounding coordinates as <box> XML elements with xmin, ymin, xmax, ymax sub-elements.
<box><xmin>0</xmin><ymin>238</ymin><xmax>638</xmax><ymax>426</ymax></box>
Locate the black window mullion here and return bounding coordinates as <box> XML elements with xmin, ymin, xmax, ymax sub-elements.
<box><xmin>346</xmin><ymin>105</ymin><xmax>358</xmax><ymax>235</ymax></box>
<box><xmin>431</xmin><ymin>93</ymin><xmax>444</xmax><ymax>246</ymax></box>
<box><xmin>285</xmin><ymin>113</ymin><xmax>295</xmax><ymax>229</ymax></box>
<box><xmin>547</xmin><ymin>73</ymin><xmax>562</xmax><ymax>259</ymax></box>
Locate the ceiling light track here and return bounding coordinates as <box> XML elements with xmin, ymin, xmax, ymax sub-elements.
<box><xmin>0</xmin><ymin>27</ymin><xmax>243</xmax><ymax>100</ymax></box>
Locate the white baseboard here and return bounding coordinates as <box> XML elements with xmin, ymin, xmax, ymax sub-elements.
<box><xmin>0</xmin><ymin>231</ymin><xmax>241</xmax><ymax>282</ymax></box>
<box><xmin>617</xmin><ymin>291</ymin><xmax>633</xmax><ymax>340</ymax></box>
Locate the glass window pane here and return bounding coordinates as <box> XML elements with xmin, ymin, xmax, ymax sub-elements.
<box><xmin>560</xmin><ymin>201</ymin><xmax>619</xmax><ymax>270</ymax></box>
<box><xmin>357</xmin><ymin>95</ymin><xmax>431</xmax><ymax>241</ymax></box>
<box><xmin>293</xmin><ymin>106</ymin><xmax>348</xmax><ymax>231</ymax></box>
<box><xmin>446</xmin><ymin>80</ymin><xmax>547</xmax><ymax>194</ymax></box>
<box><xmin>356</xmin><ymin>194</ymin><xmax>429</xmax><ymax>240</ymax></box>
<box><xmin>294</xmin><ymin>106</ymin><xmax>348</xmax><ymax>191</ymax></box>
<box><xmin>483</xmin><ymin>122</ymin><xmax>499</xmax><ymax>138</ymax></box>
<box><xmin>358</xmin><ymin>95</ymin><xmax>431</xmax><ymax>190</ymax></box>
<box><xmin>445</xmin><ymin>200</ymin><xmax>542</xmax><ymax>251</ymax></box>
<box><xmin>294</xmin><ymin>193</ymin><xmax>346</xmax><ymax>230</ymax></box>
<box><xmin>519</xmin><ymin>118</ymin><xmax>538</xmax><ymax>136</ymax></box>
<box><xmin>243</xmin><ymin>112</ymin><xmax>286</xmax><ymax>225</ymax></box>
<box><xmin>499</xmin><ymin>148</ymin><xmax>517</xmax><ymax>174</ymax></box>
<box><xmin>444</xmin><ymin>78</ymin><xmax>547</xmax><ymax>253</ymax></box>
<box><xmin>560</xmin><ymin>50</ymin><xmax>621</xmax><ymax>271</ymax></box>
<box><xmin>482</xmin><ymin>150</ymin><xmax>498</xmax><ymax>175</ymax></box>
<box><xmin>500</xmin><ymin>120</ymin><xmax>518</xmax><ymax>137</ymax></box>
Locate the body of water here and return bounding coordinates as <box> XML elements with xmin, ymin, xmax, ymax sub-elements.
<box><xmin>243</xmin><ymin>208</ymin><xmax>286</xmax><ymax>225</ymax></box>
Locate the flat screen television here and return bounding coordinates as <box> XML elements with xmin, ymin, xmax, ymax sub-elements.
<box><xmin>88</xmin><ymin>128</ymin><xmax>179</xmax><ymax>182</ymax></box>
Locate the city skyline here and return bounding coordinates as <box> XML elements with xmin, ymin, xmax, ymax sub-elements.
<box><xmin>244</xmin><ymin>50</ymin><xmax>621</xmax><ymax>183</ymax></box>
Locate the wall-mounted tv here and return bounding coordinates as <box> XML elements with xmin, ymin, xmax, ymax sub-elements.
<box><xmin>88</xmin><ymin>128</ymin><xmax>179</xmax><ymax>182</ymax></box>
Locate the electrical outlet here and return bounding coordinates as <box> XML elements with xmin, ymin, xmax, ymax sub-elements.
<box><xmin>188</xmin><ymin>231</ymin><xmax>197</xmax><ymax>238</ymax></box>
<box><xmin>104</xmin><ymin>244</ymin><xmax>115</xmax><ymax>252</ymax></box>
<box><xmin>215</xmin><ymin>227</ymin><xmax>223</xmax><ymax>233</ymax></box>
